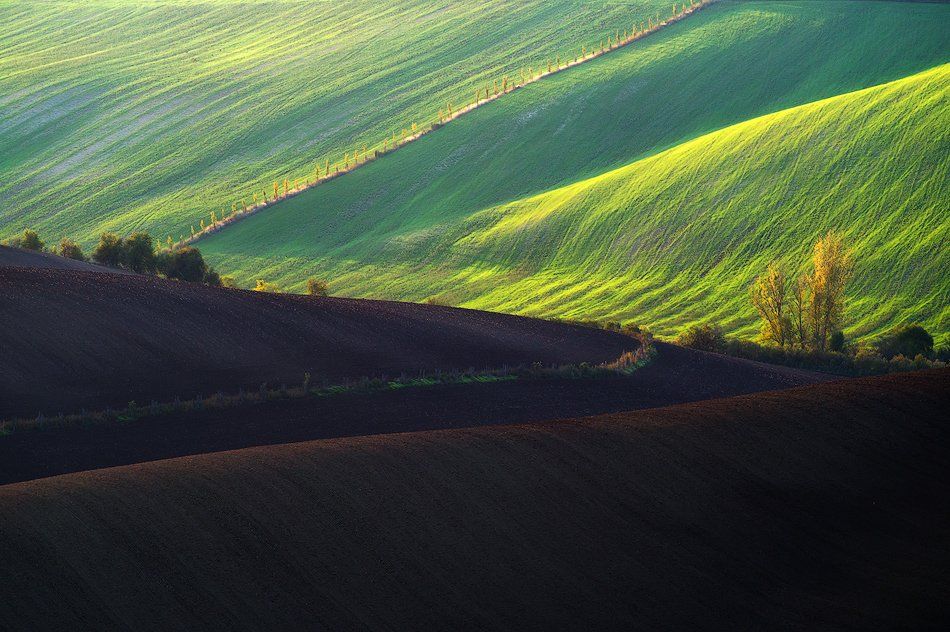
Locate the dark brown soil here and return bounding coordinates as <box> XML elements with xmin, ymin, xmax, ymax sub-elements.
<box><xmin>0</xmin><ymin>245</ymin><xmax>133</xmax><ymax>274</ymax></box>
<box><xmin>0</xmin><ymin>341</ymin><xmax>826</xmax><ymax>484</ymax></box>
<box><xmin>1</xmin><ymin>266</ymin><xmax>638</xmax><ymax>417</ymax></box>
<box><xmin>1</xmin><ymin>370</ymin><xmax>946</xmax><ymax>631</ymax></box>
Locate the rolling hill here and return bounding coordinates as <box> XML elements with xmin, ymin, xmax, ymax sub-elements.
<box><xmin>1</xmin><ymin>369</ymin><xmax>946</xmax><ymax>630</ymax></box>
<box><xmin>0</xmin><ymin>266</ymin><xmax>637</xmax><ymax>417</ymax></box>
<box><xmin>196</xmin><ymin>0</ymin><xmax>950</xmax><ymax>343</ymax></box>
<box><xmin>0</xmin><ymin>0</ymin><xmax>671</xmax><ymax>242</ymax></box>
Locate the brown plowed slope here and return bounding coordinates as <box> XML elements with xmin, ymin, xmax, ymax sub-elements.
<box><xmin>0</xmin><ymin>342</ymin><xmax>825</xmax><ymax>484</ymax></box>
<box><xmin>0</xmin><ymin>266</ymin><xmax>821</xmax><ymax>419</ymax></box>
<box><xmin>0</xmin><ymin>266</ymin><xmax>639</xmax><ymax>417</ymax></box>
<box><xmin>0</xmin><ymin>245</ymin><xmax>132</xmax><ymax>274</ymax></box>
<box><xmin>1</xmin><ymin>370</ymin><xmax>946</xmax><ymax>631</ymax></box>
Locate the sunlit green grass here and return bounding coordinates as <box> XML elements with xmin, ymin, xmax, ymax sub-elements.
<box><xmin>0</xmin><ymin>0</ymin><xmax>671</xmax><ymax>241</ymax></box>
<box><xmin>199</xmin><ymin>1</ymin><xmax>950</xmax><ymax>344</ymax></box>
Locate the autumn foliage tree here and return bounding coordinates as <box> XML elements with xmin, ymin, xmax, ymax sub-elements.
<box><xmin>750</xmin><ymin>231</ymin><xmax>853</xmax><ymax>351</ymax></box>
<box><xmin>807</xmin><ymin>230</ymin><xmax>853</xmax><ymax>351</ymax></box>
<box><xmin>750</xmin><ymin>262</ymin><xmax>789</xmax><ymax>347</ymax></box>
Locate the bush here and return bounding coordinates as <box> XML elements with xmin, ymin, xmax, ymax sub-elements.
<box><xmin>853</xmin><ymin>347</ymin><xmax>887</xmax><ymax>375</ymax></box>
<box><xmin>56</xmin><ymin>237</ymin><xmax>86</xmax><ymax>261</ymax></box>
<box><xmin>220</xmin><ymin>275</ymin><xmax>238</xmax><ymax>289</ymax></box>
<box><xmin>121</xmin><ymin>232</ymin><xmax>156</xmax><ymax>273</ymax></box>
<box><xmin>18</xmin><ymin>229</ymin><xmax>44</xmax><ymax>251</ymax></box>
<box><xmin>254</xmin><ymin>279</ymin><xmax>282</xmax><ymax>293</ymax></box>
<box><xmin>677</xmin><ymin>323</ymin><xmax>726</xmax><ymax>353</ymax></box>
<box><xmin>829</xmin><ymin>330</ymin><xmax>845</xmax><ymax>353</ymax></box>
<box><xmin>203</xmin><ymin>267</ymin><xmax>222</xmax><ymax>287</ymax></box>
<box><xmin>92</xmin><ymin>232</ymin><xmax>124</xmax><ymax>267</ymax></box>
<box><xmin>876</xmin><ymin>325</ymin><xmax>934</xmax><ymax>359</ymax></box>
<box><xmin>306</xmin><ymin>278</ymin><xmax>329</xmax><ymax>296</ymax></box>
<box><xmin>157</xmin><ymin>246</ymin><xmax>206</xmax><ymax>282</ymax></box>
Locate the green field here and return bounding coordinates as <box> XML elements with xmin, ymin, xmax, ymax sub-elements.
<box><xmin>197</xmin><ymin>1</ymin><xmax>950</xmax><ymax>343</ymax></box>
<box><xmin>0</xmin><ymin>0</ymin><xmax>670</xmax><ymax>241</ymax></box>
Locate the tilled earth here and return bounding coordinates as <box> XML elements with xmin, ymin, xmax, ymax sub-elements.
<box><xmin>1</xmin><ymin>265</ymin><xmax>639</xmax><ymax>417</ymax></box>
<box><xmin>0</xmin><ymin>370</ymin><xmax>945</xmax><ymax>630</ymax></box>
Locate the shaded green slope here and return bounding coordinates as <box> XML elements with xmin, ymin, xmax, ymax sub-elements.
<box><xmin>0</xmin><ymin>0</ymin><xmax>670</xmax><ymax>241</ymax></box>
<box><xmin>206</xmin><ymin>62</ymin><xmax>950</xmax><ymax>343</ymax></box>
<box><xmin>199</xmin><ymin>0</ymin><xmax>950</xmax><ymax>342</ymax></box>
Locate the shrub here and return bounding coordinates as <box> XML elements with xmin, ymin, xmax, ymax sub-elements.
<box><xmin>92</xmin><ymin>232</ymin><xmax>124</xmax><ymax>267</ymax></box>
<box><xmin>157</xmin><ymin>246</ymin><xmax>206</xmax><ymax>282</ymax></box>
<box><xmin>121</xmin><ymin>232</ymin><xmax>156</xmax><ymax>273</ymax></box>
<box><xmin>18</xmin><ymin>229</ymin><xmax>44</xmax><ymax>251</ymax></box>
<box><xmin>876</xmin><ymin>324</ymin><xmax>934</xmax><ymax>360</ymax></box>
<box><xmin>306</xmin><ymin>278</ymin><xmax>329</xmax><ymax>296</ymax></box>
<box><xmin>220</xmin><ymin>275</ymin><xmax>238</xmax><ymax>289</ymax></box>
<box><xmin>677</xmin><ymin>323</ymin><xmax>726</xmax><ymax>353</ymax></box>
<box><xmin>829</xmin><ymin>330</ymin><xmax>845</xmax><ymax>353</ymax></box>
<box><xmin>203</xmin><ymin>267</ymin><xmax>222</xmax><ymax>287</ymax></box>
<box><xmin>57</xmin><ymin>237</ymin><xmax>86</xmax><ymax>261</ymax></box>
<box><xmin>254</xmin><ymin>279</ymin><xmax>282</xmax><ymax>293</ymax></box>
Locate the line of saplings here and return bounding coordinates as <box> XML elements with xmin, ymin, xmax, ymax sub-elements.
<box><xmin>680</xmin><ymin>231</ymin><xmax>947</xmax><ymax>375</ymax></box>
<box><xmin>5</xmin><ymin>227</ymin><xmax>331</xmax><ymax>296</ymax></box>
<box><xmin>6</xmin><ymin>228</ymin><xmax>226</xmax><ymax>285</ymax></box>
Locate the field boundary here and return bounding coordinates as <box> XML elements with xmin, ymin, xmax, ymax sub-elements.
<box><xmin>0</xmin><ymin>343</ymin><xmax>654</xmax><ymax>436</ymax></box>
<box><xmin>181</xmin><ymin>0</ymin><xmax>719</xmax><ymax>247</ymax></box>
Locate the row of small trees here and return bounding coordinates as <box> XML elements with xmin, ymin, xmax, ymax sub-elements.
<box><xmin>4</xmin><ymin>228</ymin><xmax>225</xmax><ymax>286</ymax></box>
<box><xmin>182</xmin><ymin>0</ymin><xmax>714</xmax><ymax>246</ymax></box>
<box><xmin>7</xmin><ymin>228</ymin><xmax>336</xmax><ymax>297</ymax></box>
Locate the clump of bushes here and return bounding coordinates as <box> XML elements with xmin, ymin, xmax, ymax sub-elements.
<box><xmin>676</xmin><ymin>323</ymin><xmax>726</xmax><ymax>353</ymax></box>
<box><xmin>306</xmin><ymin>278</ymin><xmax>329</xmax><ymax>296</ymax></box>
<box><xmin>676</xmin><ymin>321</ymin><xmax>945</xmax><ymax>376</ymax></box>
<box><xmin>156</xmin><ymin>246</ymin><xmax>220</xmax><ymax>285</ymax></box>
<box><xmin>10</xmin><ymin>229</ymin><xmax>45</xmax><ymax>251</ymax></box>
<box><xmin>875</xmin><ymin>324</ymin><xmax>933</xmax><ymax>360</ymax></box>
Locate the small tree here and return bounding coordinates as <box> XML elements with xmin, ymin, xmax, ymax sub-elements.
<box><xmin>306</xmin><ymin>278</ymin><xmax>329</xmax><ymax>297</ymax></box>
<box><xmin>92</xmin><ymin>232</ymin><xmax>124</xmax><ymax>267</ymax></box>
<box><xmin>750</xmin><ymin>262</ymin><xmax>789</xmax><ymax>346</ymax></box>
<box><xmin>788</xmin><ymin>275</ymin><xmax>810</xmax><ymax>349</ymax></box>
<box><xmin>122</xmin><ymin>232</ymin><xmax>157</xmax><ymax>273</ymax></box>
<box><xmin>807</xmin><ymin>231</ymin><xmax>853</xmax><ymax>351</ymax></box>
<box><xmin>19</xmin><ymin>229</ymin><xmax>44</xmax><ymax>251</ymax></box>
<box><xmin>57</xmin><ymin>237</ymin><xmax>86</xmax><ymax>261</ymax></box>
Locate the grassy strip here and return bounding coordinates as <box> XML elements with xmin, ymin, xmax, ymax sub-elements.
<box><xmin>0</xmin><ymin>341</ymin><xmax>655</xmax><ymax>436</ymax></box>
